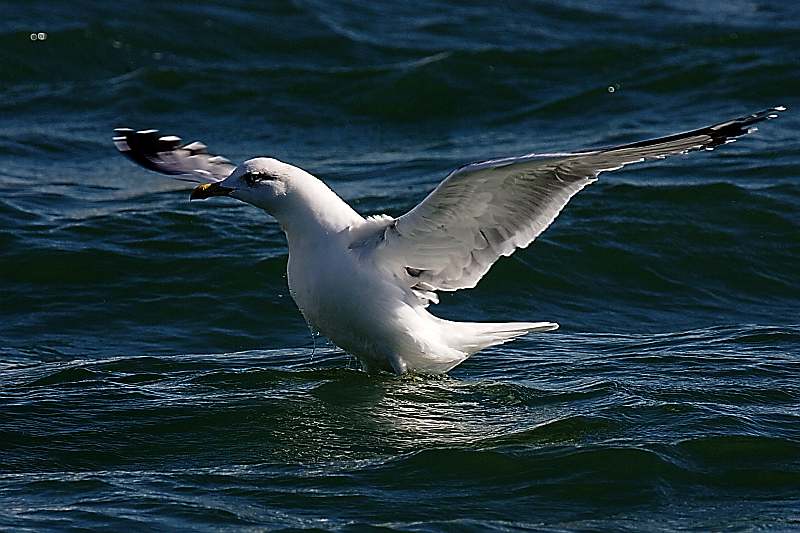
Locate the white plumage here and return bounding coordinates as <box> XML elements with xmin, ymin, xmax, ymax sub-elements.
<box><xmin>113</xmin><ymin>106</ymin><xmax>784</xmax><ymax>374</ymax></box>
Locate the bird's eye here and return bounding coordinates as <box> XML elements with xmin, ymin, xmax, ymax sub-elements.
<box><xmin>243</xmin><ymin>173</ymin><xmax>260</xmax><ymax>187</ymax></box>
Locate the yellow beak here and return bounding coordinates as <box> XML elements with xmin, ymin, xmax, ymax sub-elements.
<box><xmin>190</xmin><ymin>182</ymin><xmax>234</xmax><ymax>200</ymax></box>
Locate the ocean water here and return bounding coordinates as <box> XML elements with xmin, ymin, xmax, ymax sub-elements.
<box><xmin>2</xmin><ymin>0</ymin><xmax>799</xmax><ymax>530</ymax></box>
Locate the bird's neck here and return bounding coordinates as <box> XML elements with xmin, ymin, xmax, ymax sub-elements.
<box><xmin>271</xmin><ymin>171</ymin><xmax>363</xmax><ymax>245</ymax></box>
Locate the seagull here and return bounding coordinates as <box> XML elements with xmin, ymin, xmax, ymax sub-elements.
<box><xmin>113</xmin><ymin>107</ymin><xmax>784</xmax><ymax>374</ymax></box>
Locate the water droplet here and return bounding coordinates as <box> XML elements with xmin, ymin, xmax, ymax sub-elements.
<box><xmin>607</xmin><ymin>86</ymin><xmax>615</xmax><ymax>93</ymax></box>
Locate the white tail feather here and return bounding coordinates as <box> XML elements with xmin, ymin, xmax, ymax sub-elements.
<box><xmin>444</xmin><ymin>320</ymin><xmax>559</xmax><ymax>355</ymax></box>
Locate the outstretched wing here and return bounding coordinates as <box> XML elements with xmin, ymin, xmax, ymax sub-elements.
<box><xmin>113</xmin><ymin>128</ymin><xmax>236</xmax><ymax>183</ymax></box>
<box><xmin>371</xmin><ymin>106</ymin><xmax>785</xmax><ymax>297</ymax></box>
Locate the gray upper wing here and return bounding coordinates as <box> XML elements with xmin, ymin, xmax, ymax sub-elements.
<box><xmin>373</xmin><ymin>106</ymin><xmax>785</xmax><ymax>294</ymax></box>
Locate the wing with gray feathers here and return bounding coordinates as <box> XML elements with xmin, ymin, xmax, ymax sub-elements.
<box><xmin>375</xmin><ymin>106</ymin><xmax>785</xmax><ymax>295</ymax></box>
<box><xmin>113</xmin><ymin>128</ymin><xmax>236</xmax><ymax>183</ymax></box>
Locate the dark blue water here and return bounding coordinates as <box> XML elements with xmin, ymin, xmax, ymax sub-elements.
<box><xmin>2</xmin><ymin>1</ymin><xmax>799</xmax><ymax>530</ymax></box>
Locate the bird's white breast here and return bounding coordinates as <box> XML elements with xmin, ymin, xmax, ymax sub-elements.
<box><xmin>285</xmin><ymin>230</ymin><xmax>419</xmax><ymax>372</ymax></box>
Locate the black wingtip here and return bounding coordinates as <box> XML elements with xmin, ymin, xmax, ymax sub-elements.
<box><xmin>112</xmin><ymin>127</ymin><xmax>237</xmax><ymax>181</ymax></box>
<box><xmin>704</xmin><ymin>106</ymin><xmax>786</xmax><ymax>148</ymax></box>
<box><xmin>601</xmin><ymin>106</ymin><xmax>786</xmax><ymax>154</ymax></box>
<box><xmin>113</xmin><ymin>127</ymin><xmax>186</xmax><ymax>175</ymax></box>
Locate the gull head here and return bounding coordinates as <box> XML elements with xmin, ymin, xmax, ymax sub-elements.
<box><xmin>191</xmin><ymin>157</ymin><xmax>294</xmax><ymax>212</ymax></box>
<box><xmin>190</xmin><ymin>156</ymin><xmax>360</xmax><ymax>234</ymax></box>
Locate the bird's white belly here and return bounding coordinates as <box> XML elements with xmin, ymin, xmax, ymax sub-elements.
<box><xmin>286</xmin><ymin>244</ymin><xmax>433</xmax><ymax>373</ymax></box>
